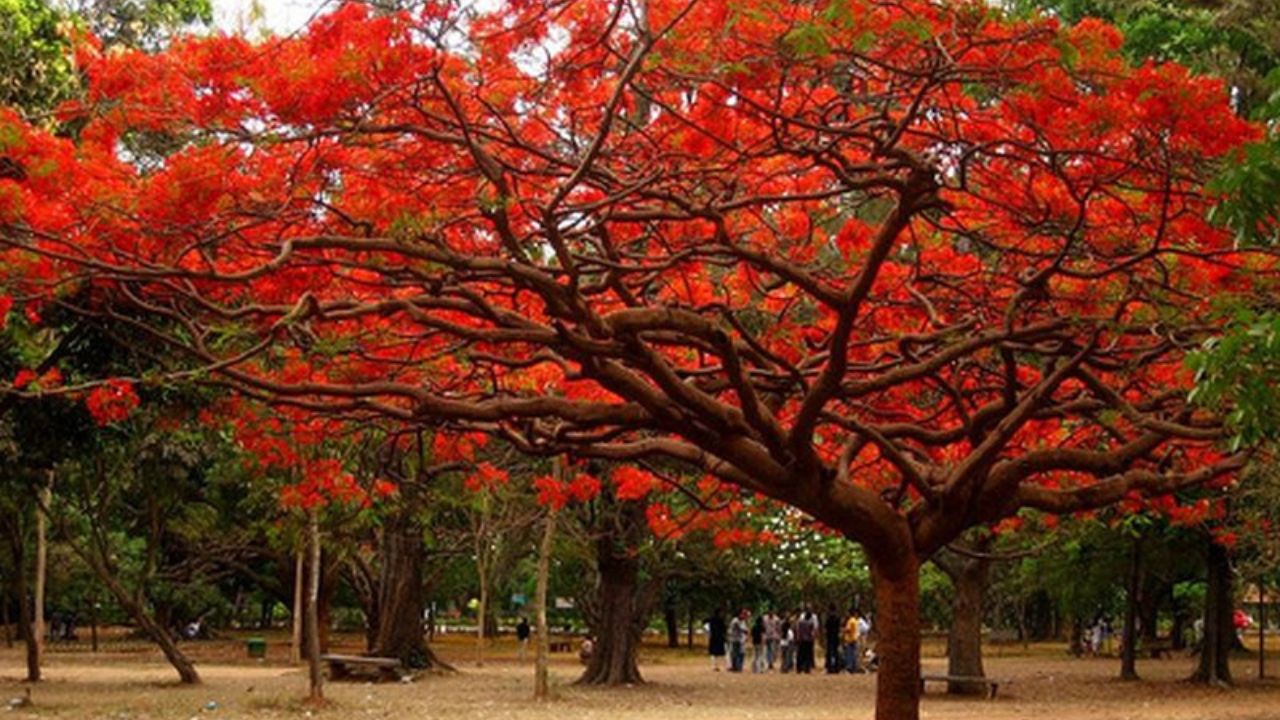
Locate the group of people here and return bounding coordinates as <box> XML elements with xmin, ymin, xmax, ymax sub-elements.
<box><xmin>706</xmin><ymin>604</ymin><xmax>873</xmax><ymax>675</ymax></box>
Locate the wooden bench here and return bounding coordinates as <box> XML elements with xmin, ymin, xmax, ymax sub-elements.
<box><xmin>920</xmin><ymin>674</ymin><xmax>1002</xmax><ymax>699</ymax></box>
<box><xmin>321</xmin><ymin>654</ymin><xmax>410</xmax><ymax>681</ymax></box>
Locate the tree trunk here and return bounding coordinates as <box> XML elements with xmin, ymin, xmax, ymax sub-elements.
<box><xmin>39</xmin><ymin>494</ymin><xmax>201</xmax><ymax>684</ymax></box>
<box><xmin>3</xmin><ymin>593</ymin><xmax>12</xmax><ymax>648</ymax></box>
<box><xmin>664</xmin><ymin>601</ymin><xmax>679</xmax><ymax>649</ymax></box>
<box><xmin>305</xmin><ymin>511</ymin><xmax>324</xmax><ymax>704</ymax></box>
<box><xmin>872</xmin><ymin>556</ymin><xmax>921</xmax><ymax>720</ymax></box>
<box><xmin>945</xmin><ymin>556</ymin><xmax>988</xmax><ymax>694</ymax></box>
<box><xmin>86</xmin><ymin>559</ymin><xmax>200</xmax><ymax>683</ymax></box>
<box><xmin>1120</xmin><ymin>534</ymin><xmax>1142</xmax><ymax>681</ymax></box>
<box><xmin>578</xmin><ymin>528</ymin><xmax>644</xmax><ymax>685</ymax></box>
<box><xmin>128</xmin><ymin>595</ymin><xmax>201</xmax><ymax>684</ymax></box>
<box><xmin>534</xmin><ymin>504</ymin><xmax>557</xmax><ymax>700</ymax></box>
<box><xmin>1069</xmin><ymin>616</ymin><xmax>1084</xmax><ymax>657</ymax></box>
<box><xmin>7</xmin><ymin>520</ymin><xmax>39</xmax><ymax>682</ymax></box>
<box><xmin>33</xmin><ymin>478</ymin><xmax>49</xmax><ymax>668</ymax></box>
<box><xmin>373</xmin><ymin>515</ymin><xmax>444</xmax><ymax>669</ymax></box>
<box><xmin>1171</xmin><ymin>611</ymin><xmax>1187</xmax><ymax>650</ymax></box>
<box><xmin>1138</xmin><ymin>580</ymin><xmax>1162</xmax><ymax>646</ymax></box>
<box><xmin>475</xmin><ymin>562</ymin><xmax>489</xmax><ymax>667</ymax></box>
<box><xmin>89</xmin><ymin>597</ymin><xmax>98</xmax><ymax>653</ymax></box>
<box><xmin>1190</xmin><ymin>539</ymin><xmax>1233</xmax><ymax>686</ymax></box>
<box><xmin>291</xmin><ymin>550</ymin><xmax>304</xmax><ymax>664</ymax></box>
<box><xmin>687</xmin><ymin>605</ymin><xmax>694</xmax><ymax>650</ymax></box>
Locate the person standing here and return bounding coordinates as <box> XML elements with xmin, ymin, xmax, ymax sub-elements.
<box><xmin>842</xmin><ymin>609</ymin><xmax>862</xmax><ymax>673</ymax></box>
<box><xmin>729</xmin><ymin>609</ymin><xmax>750</xmax><ymax>672</ymax></box>
<box><xmin>751</xmin><ymin>613</ymin><xmax>766</xmax><ymax>673</ymax></box>
<box><xmin>824</xmin><ymin>604</ymin><xmax>842</xmax><ymax>674</ymax></box>
<box><xmin>707</xmin><ymin>608</ymin><xmax>727</xmax><ymax>671</ymax></box>
<box><xmin>796</xmin><ymin>608</ymin><xmax>817</xmax><ymax>674</ymax></box>
<box><xmin>516</xmin><ymin>617</ymin><xmax>531</xmax><ymax>661</ymax></box>
<box><xmin>780</xmin><ymin>614</ymin><xmax>796</xmax><ymax>673</ymax></box>
<box><xmin>763</xmin><ymin>610</ymin><xmax>781</xmax><ymax>671</ymax></box>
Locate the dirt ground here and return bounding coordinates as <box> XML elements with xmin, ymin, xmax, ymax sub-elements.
<box><xmin>1</xmin><ymin>633</ymin><xmax>1278</xmax><ymax>719</ymax></box>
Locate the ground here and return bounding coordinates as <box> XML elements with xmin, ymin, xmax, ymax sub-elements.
<box><xmin>1</xmin><ymin>632</ymin><xmax>1277</xmax><ymax>719</ymax></box>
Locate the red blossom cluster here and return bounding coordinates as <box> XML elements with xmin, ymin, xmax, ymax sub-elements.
<box><xmin>533</xmin><ymin>472</ymin><xmax>602</xmax><ymax>509</ymax></box>
<box><xmin>84</xmin><ymin>379</ymin><xmax>139</xmax><ymax>426</ymax></box>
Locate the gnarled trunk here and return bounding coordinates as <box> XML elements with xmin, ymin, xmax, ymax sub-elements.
<box><xmin>578</xmin><ymin>521</ymin><xmax>645</xmax><ymax>685</ymax></box>
<box><xmin>373</xmin><ymin>517</ymin><xmax>446</xmax><ymax>669</ymax></box>
<box><xmin>943</xmin><ymin>555</ymin><xmax>989</xmax><ymax>694</ymax></box>
<box><xmin>1190</xmin><ymin>539</ymin><xmax>1233</xmax><ymax>686</ymax></box>
<box><xmin>871</xmin><ymin>556</ymin><xmax>921</xmax><ymax>720</ymax></box>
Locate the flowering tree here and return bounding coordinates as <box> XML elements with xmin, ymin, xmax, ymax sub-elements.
<box><xmin>0</xmin><ymin>1</ymin><xmax>1267</xmax><ymax>716</ymax></box>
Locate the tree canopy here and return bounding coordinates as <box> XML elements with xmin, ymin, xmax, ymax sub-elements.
<box><xmin>0</xmin><ymin>1</ymin><xmax>1269</xmax><ymax>717</ymax></box>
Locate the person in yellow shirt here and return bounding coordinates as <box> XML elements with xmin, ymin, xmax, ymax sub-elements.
<box><xmin>842</xmin><ymin>609</ymin><xmax>863</xmax><ymax>673</ymax></box>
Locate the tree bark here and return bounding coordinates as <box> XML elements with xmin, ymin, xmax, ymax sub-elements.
<box><xmin>6</xmin><ymin>519</ymin><xmax>39</xmax><ymax>682</ymax></box>
<box><xmin>475</xmin><ymin>559</ymin><xmax>489</xmax><ymax>667</ymax></box>
<box><xmin>664</xmin><ymin>601</ymin><xmax>679</xmax><ymax>649</ymax></box>
<box><xmin>534</xmin><ymin>503</ymin><xmax>557</xmax><ymax>700</ymax></box>
<box><xmin>33</xmin><ymin>477</ymin><xmax>49</xmax><ymax>669</ymax></box>
<box><xmin>1120</xmin><ymin>534</ymin><xmax>1142</xmax><ymax>681</ymax></box>
<box><xmin>687</xmin><ymin>605</ymin><xmax>694</xmax><ymax>650</ymax></box>
<box><xmin>291</xmin><ymin>550</ymin><xmax>304</xmax><ymax>664</ymax></box>
<box><xmin>943</xmin><ymin>555</ymin><xmax>989</xmax><ymax>694</ymax></box>
<box><xmin>125</xmin><ymin>592</ymin><xmax>201</xmax><ymax>684</ymax></box>
<box><xmin>3</xmin><ymin>593</ymin><xmax>12</xmax><ymax>648</ymax></box>
<box><xmin>86</xmin><ymin>558</ymin><xmax>200</xmax><ymax>683</ymax></box>
<box><xmin>1190</xmin><ymin>539</ymin><xmax>1233</xmax><ymax>686</ymax></box>
<box><xmin>305</xmin><ymin>511</ymin><xmax>324</xmax><ymax>703</ymax></box>
<box><xmin>578</xmin><ymin>511</ymin><xmax>646</xmax><ymax>686</ymax></box>
<box><xmin>1137</xmin><ymin>579</ymin><xmax>1162</xmax><ymax>646</ymax></box>
<box><xmin>872</xmin><ymin>556</ymin><xmax>921</xmax><ymax>720</ymax></box>
<box><xmin>42</xmin><ymin>492</ymin><xmax>199</xmax><ymax>683</ymax></box>
<box><xmin>1069</xmin><ymin>616</ymin><xmax>1084</xmax><ymax>657</ymax></box>
<box><xmin>373</xmin><ymin>514</ymin><xmax>445</xmax><ymax>669</ymax></box>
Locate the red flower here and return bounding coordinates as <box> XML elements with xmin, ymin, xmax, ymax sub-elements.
<box><xmin>533</xmin><ymin>475</ymin><xmax>568</xmax><ymax>509</ymax></box>
<box><xmin>13</xmin><ymin>369</ymin><xmax>37</xmax><ymax>389</ymax></box>
<box><xmin>612</xmin><ymin>466</ymin><xmax>656</xmax><ymax>501</ymax></box>
<box><xmin>464</xmin><ymin>462</ymin><xmax>509</xmax><ymax>493</ymax></box>
<box><xmin>85</xmin><ymin>379</ymin><xmax>140</xmax><ymax>425</ymax></box>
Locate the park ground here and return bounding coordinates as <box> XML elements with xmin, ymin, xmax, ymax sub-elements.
<box><xmin>0</xmin><ymin>633</ymin><xmax>1278</xmax><ymax>719</ymax></box>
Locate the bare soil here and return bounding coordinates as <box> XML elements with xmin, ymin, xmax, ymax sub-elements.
<box><xmin>1</xmin><ymin>632</ymin><xmax>1277</xmax><ymax>719</ymax></box>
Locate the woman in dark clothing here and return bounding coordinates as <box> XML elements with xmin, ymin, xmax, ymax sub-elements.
<box><xmin>707</xmin><ymin>608</ymin><xmax>728</xmax><ymax>671</ymax></box>
<box><xmin>824</xmin><ymin>604</ymin><xmax>842</xmax><ymax>673</ymax></box>
<box><xmin>796</xmin><ymin>609</ymin><xmax>817</xmax><ymax>673</ymax></box>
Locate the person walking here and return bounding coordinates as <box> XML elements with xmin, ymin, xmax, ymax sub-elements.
<box><xmin>796</xmin><ymin>608</ymin><xmax>817</xmax><ymax>674</ymax></box>
<box><xmin>751</xmin><ymin>613</ymin><xmax>766</xmax><ymax>673</ymax></box>
<box><xmin>729</xmin><ymin>609</ymin><xmax>750</xmax><ymax>672</ymax></box>
<box><xmin>842</xmin><ymin>609</ymin><xmax>862</xmax><ymax>673</ymax></box>
<box><xmin>763</xmin><ymin>610</ymin><xmax>781</xmax><ymax>671</ymax></box>
<box><xmin>707</xmin><ymin>608</ymin><xmax>728</xmax><ymax>671</ymax></box>
<box><xmin>516</xmin><ymin>617</ymin><xmax>531</xmax><ymax>661</ymax></box>
<box><xmin>824</xmin><ymin>603</ymin><xmax>842</xmax><ymax>674</ymax></box>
